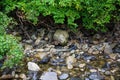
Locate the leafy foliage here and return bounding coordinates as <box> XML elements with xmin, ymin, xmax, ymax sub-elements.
<box><xmin>0</xmin><ymin>12</ymin><xmax>23</xmax><ymax>68</ymax></box>
<box><xmin>0</xmin><ymin>0</ymin><xmax>120</xmax><ymax>31</ymax></box>
<box><xmin>0</xmin><ymin>12</ymin><xmax>14</xmax><ymax>35</ymax></box>
<box><xmin>0</xmin><ymin>34</ymin><xmax>23</xmax><ymax>68</ymax></box>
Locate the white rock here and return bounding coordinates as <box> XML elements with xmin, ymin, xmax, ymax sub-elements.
<box><xmin>53</xmin><ymin>29</ymin><xmax>69</xmax><ymax>45</ymax></box>
<box><xmin>40</xmin><ymin>72</ymin><xmax>58</xmax><ymax>80</ymax></box>
<box><xmin>27</xmin><ymin>62</ymin><xmax>40</xmax><ymax>71</ymax></box>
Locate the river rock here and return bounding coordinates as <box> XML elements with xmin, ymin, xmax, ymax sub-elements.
<box><xmin>19</xmin><ymin>73</ymin><xmax>27</xmax><ymax>80</ymax></box>
<box><xmin>53</xmin><ymin>29</ymin><xmax>69</xmax><ymax>45</ymax></box>
<box><xmin>66</xmin><ymin>56</ymin><xmax>77</xmax><ymax>69</ymax></box>
<box><xmin>27</xmin><ymin>62</ymin><xmax>40</xmax><ymax>71</ymax></box>
<box><xmin>40</xmin><ymin>72</ymin><xmax>58</xmax><ymax>80</ymax></box>
<box><xmin>59</xmin><ymin>73</ymin><xmax>69</xmax><ymax>80</ymax></box>
<box><xmin>103</xmin><ymin>43</ymin><xmax>113</xmax><ymax>54</ymax></box>
<box><xmin>82</xmin><ymin>44</ymin><xmax>89</xmax><ymax>51</ymax></box>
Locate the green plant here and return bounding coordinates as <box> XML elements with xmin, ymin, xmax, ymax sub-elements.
<box><xmin>0</xmin><ymin>12</ymin><xmax>23</xmax><ymax>68</ymax></box>
<box><xmin>0</xmin><ymin>12</ymin><xmax>14</xmax><ymax>35</ymax></box>
<box><xmin>1</xmin><ymin>0</ymin><xmax>120</xmax><ymax>31</ymax></box>
<box><xmin>0</xmin><ymin>34</ymin><xmax>23</xmax><ymax>68</ymax></box>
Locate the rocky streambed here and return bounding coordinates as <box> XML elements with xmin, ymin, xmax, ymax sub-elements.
<box><xmin>0</xmin><ymin>26</ymin><xmax>120</xmax><ymax>80</ymax></box>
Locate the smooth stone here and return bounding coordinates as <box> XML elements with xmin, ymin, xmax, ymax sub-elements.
<box><xmin>40</xmin><ymin>72</ymin><xmax>58</xmax><ymax>80</ymax></box>
<box><xmin>27</xmin><ymin>62</ymin><xmax>40</xmax><ymax>71</ymax></box>
<box><xmin>39</xmin><ymin>56</ymin><xmax>50</xmax><ymax>64</ymax></box>
<box><xmin>59</xmin><ymin>73</ymin><xmax>69</xmax><ymax>80</ymax></box>
<box><xmin>89</xmin><ymin>72</ymin><xmax>103</xmax><ymax>80</ymax></box>
<box><xmin>53</xmin><ymin>29</ymin><xmax>69</xmax><ymax>45</ymax></box>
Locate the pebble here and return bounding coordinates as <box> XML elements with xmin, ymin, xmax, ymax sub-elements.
<box><xmin>89</xmin><ymin>72</ymin><xmax>103</xmax><ymax>80</ymax></box>
<box><xmin>19</xmin><ymin>73</ymin><xmax>27</xmax><ymax>80</ymax></box>
<box><xmin>40</xmin><ymin>72</ymin><xmax>58</xmax><ymax>80</ymax></box>
<box><xmin>105</xmin><ymin>71</ymin><xmax>111</xmax><ymax>75</ymax></box>
<box><xmin>59</xmin><ymin>73</ymin><xmax>69</xmax><ymax>80</ymax></box>
<box><xmin>27</xmin><ymin>62</ymin><xmax>40</xmax><ymax>71</ymax></box>
<box><xmin>79</xmin><ymin>63</ymin><xmax>86</xmax><ymax>68</ymax></box>
<box><xmin>92</xmin><ymin>50</ymin><xmax>99</xmax><ymax>55</ymax></box>
<box><xmin>109</xmin><ymin>54</ymin><xmax>117</xmax><ymax>60</ymax></box>
<box><xmin>66</xmin><ymin>56</ymin><xmax>77</xmax><ymax>69</ymax></box>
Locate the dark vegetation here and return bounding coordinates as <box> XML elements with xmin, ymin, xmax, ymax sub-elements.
<box><xmin>0</xmin><ymin>0</ymin><xmax>120</xmax><ymax>68</ymax></box>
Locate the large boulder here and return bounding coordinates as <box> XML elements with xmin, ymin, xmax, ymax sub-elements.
<box><xmin>53</xmin><ymin>29</ymin><xmax>69</xmax><ymax>45</ymax></box>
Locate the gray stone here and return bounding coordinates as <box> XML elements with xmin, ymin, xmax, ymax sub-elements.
<box><xmin>40</xmin><ymin>72</ymin><xmax>58</xmax><ymax>80</ymax></box>
<box><xmin>53</xmin><ymin>29</ymin><xmax>69</xmax><ymax>45</ymax></box>
<box><xmin>59</xmin><ymin>73</ymin><xmax>69</xmax><ymax>79</ymax></box>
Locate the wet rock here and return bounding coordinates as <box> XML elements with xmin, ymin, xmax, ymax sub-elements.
<box><xmin>103</xmin><ymin>43</ymin><xmax>113</xmax><ymax>54</ymax></box>
<box><xmin>27</xmin><ymin>62</ymin><xmax>40</xmax><ymax>71</ymax></box>
<box><xmin>39</xmin><ymin>56</ymin><xmax>51</xmax><ymax>64</ymax></box>
<box><xmin>40</xmin><ymin>72</ymin><xmax>58</xmax><ymax>80</ymax></box>
<box><xmin>83</xmin><ymin>54</ymin><xmax>96</xmax><ymax>61</ymax></box>
<box><xmin>69</xmin><ymin>44</ymin><xmax>77</xmax><ymax>51</ymax></box>
<box><xmin>59</xmin><ymin>73</ymin><xmax>69</xmax><ymax>80</ymax></box>
<box><xmin>53</xmin><ymin>29</ymin><xmax>69</xmax><ymax>45</ymax></box>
